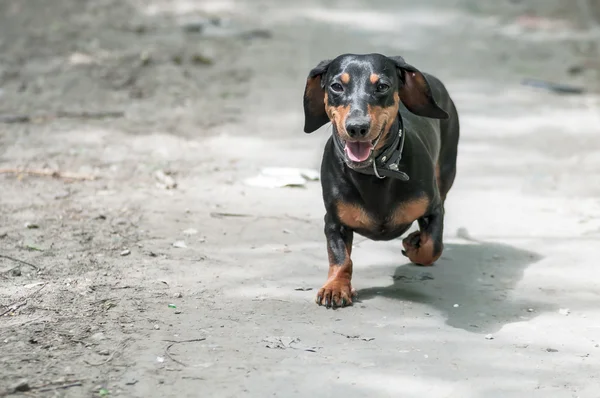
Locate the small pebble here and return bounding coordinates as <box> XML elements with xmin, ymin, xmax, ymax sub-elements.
<box><xmin>156</xmin><ymin>356</ymin><xmax>165</xmax><ymax>363</ymax></box>
<box><xmin>182</xmin><ymin>20</ymin><xmax>207</xmax><ymax>33</ymax></box>
<box><xmin>12</xmin><ymin>380</ymin><xmax>31</xmax><ymax>393</ymax></box>
<box><xmin>527</xmin><ymin>308</ymin><xmax>534</xmax><ymax>313</ymax></box>
<box><xmin>120</xmin><ymin>249</ymin><xmax>131</xmax><ymax>256</ymax></box>
<box><xmin>568</xmin><ymin>65</ymin><xmax>584</xmax><ymax>75</ymax></box>
<box><xmin>140</xmin><ymin>51</ymin><xmax>152</xmax><ymax>66</ymax></box>
<box><xmin>67</xmin><ymin>254</ymin><xmax>74</xmax><ymax>260</ymax></box>
<box><xmin>154</xmin><ymin>324</ymin><xmax>160</xmax><ymax>330</ymax></box>
<box><xmin>98</xmin><ymin>350</ymin><xmax>110</xmax><ymax>356</ymax></box>
<box><xmin>183</xmin><ymin>228</ymin><xmax>198</xmax><ymax>235</ymax></box>
<box><xmin>174</xmin><ymin>311</ymin><xmax>182</xmax><ymax>315</ymax></box>
<box><xmin>172</xmin><ymin>241</ymin><xmax>187</xmax><ymax>248</ymax></box>
<box><xmin>173</xmin><ymin>292</ymin><xmax>183</xmax><ymax>298</ymax></box>
<box><xmin>546</xmin><ymin>348</ymin><xmax>559</xmax><ymax>353</ymax></box>
<box><xmin>190</xmin><ymin>53</ymin><xmax>213</xmax><ymax>65</ymax></box>
<box><xmin>485</xmin><ymin>334</ymin><xmax>494</xmax><ymax>340</ymax></box>
<box><xmin>558</xmin><ymin>308</ymin><xmax>571</xmax><ymax>316</ymax></box>
<box><xmin>25</xmin><ymin>223</ymin><xmax>39</xmax><ymax>229</ymax></box>
<box><xmin>453</xmin><ymin>304</ymin><xmax>459</xmax><ymax>308</ymax></box>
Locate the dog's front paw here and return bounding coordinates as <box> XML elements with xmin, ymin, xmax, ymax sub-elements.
<box><xmin>316</xmin><ymin>278</ymin><xmax>355</xmax><ymax>308</ymax></box>
<box><xmin>402</xmin><ymin>231</ymin><xmax>441</xmax><ymax>266</ymax></box>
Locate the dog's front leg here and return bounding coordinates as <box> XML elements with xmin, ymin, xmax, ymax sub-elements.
<box><xmin>316</xmin><ymin>213</ymin><xmax>355</xmax><ymax>308</ymax></box>
<box><xmin>402</xmin><ymin>203</ymin><xmax>444</xmax><ymax>266</ymax></box>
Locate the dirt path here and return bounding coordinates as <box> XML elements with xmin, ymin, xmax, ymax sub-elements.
<box><xmin>1</xmin><ymin>0</ymin><xmax>600</xmax><ymax>397</ymax></box>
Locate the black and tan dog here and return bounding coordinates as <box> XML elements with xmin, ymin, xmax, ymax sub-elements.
<box><xmin>302</xmin><ymin>53</ymin><xmax>459</xmax><ymax>308</ymax></box>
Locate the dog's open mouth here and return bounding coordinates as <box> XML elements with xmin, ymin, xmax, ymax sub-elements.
<box><xmin>344</xmin><ymin>140</ymin><xmax>374</xmax><ymax>163</ymax></box>
<box><xmin>343</xmin><ymin>127</ymin><xmax>384</xmax><ymax>165</ymax></box>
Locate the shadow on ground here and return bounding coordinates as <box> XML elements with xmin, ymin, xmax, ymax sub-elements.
<box><xmin>357</xmin><ymin>240</ymin><xmax>555</xmax><ymax>333</ymax></box>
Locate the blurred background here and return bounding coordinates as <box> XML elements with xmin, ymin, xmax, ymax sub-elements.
<box><xmin>1</xmin><ymin>0</ymin><xmax>600</xmax><ymax>397</ymax></box>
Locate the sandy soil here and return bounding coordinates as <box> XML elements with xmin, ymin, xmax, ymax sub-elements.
<box><xmin>1</xmin><ymin>0</ymin><xmax>600</xmax><ymax>397</ymax></box>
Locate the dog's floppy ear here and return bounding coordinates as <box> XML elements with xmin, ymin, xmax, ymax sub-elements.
<box><xmin>389</xmin><ymin>56</ymin><xmax>448</xmax><ymax>120</ymax></box>
<box><xmin>303</xmin><ymin>59</ymin><xmax>332</xmax><ymax>133</ymax></box>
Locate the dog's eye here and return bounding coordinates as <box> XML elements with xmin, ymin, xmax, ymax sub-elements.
<box><xmin>376</xmin><ymin>83</ymin><xmax>390</xmax><ymax>92</ymax></box>
<box><xmin>330</xmin><ymin>83</ymin><xmax>344</xmax><ymax>93</ymax></box>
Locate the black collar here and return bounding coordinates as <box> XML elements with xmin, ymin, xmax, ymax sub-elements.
<box><xmin>333</xmin><ymin>113</ymin><xmax>409</xmax><ymax>181</ymax></box>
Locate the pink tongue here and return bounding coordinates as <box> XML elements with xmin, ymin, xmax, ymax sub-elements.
<box><xmin>344</xmin><ymin>141</ymin><xmax>373</xmax><ymax>162</ymax></box>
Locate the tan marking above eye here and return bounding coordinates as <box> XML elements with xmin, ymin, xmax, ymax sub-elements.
<box><xmin>370</xmin><ymin>73</ymin><xmax>380</xmax><ymax>84</ymax></box>
<box><xmin>341</xmin><ymin>73</ymin><xmax>350</xmax><ymax>84</ymax></box>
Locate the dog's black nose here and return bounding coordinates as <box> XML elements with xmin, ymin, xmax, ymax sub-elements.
<box><xmin>346</xmin><ymin>119</ymin><xmax>370</xmax><ymax>138</ymax></box>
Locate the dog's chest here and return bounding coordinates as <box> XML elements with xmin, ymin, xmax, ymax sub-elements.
<box><xmin>336</xmin><ymin>197</ymin><xmax>429</xmax><ymax>235</ymax></box>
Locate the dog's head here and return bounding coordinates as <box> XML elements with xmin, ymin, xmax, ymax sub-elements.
<box><xmin>303</xmin><ymin>53</ymin><xmax>448</xmax><ymax>167</ymax></box>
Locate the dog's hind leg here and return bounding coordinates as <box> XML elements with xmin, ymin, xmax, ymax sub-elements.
<box><xmin>401</xmin><ymin>203</ymin><xmax>444</xmax><ymax>266</ymax></box>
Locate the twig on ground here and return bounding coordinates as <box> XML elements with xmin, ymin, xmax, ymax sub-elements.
<box><xmin>0</xmin><ymin>168</ymin><xmax>97</xmax><ymax>181</ymax></box>
<box><xmin>333</xmin><ymin>331</ymin><xmax>360</xmax><ymax>339</ymax></box>
<box><xmin>0</xmin><ymin>380</ymin><xmax>85</xmax><ymax>396</ymax></box>
<box><xmin>0</xmin><ymin>283</ymin><xmax>47</xmax><ymax>317</ymax></box>
<box><xmin>55</xmin><ymin>110</ymin><xmax>124</xmax><ymax>119</ymax></box>
<box><xmin>0</xmin><ymin>254</ymin><xmax>40</xmax><ymax>274</ymax></box>
<box><xmin>36</xmin><ymin>382</ymin><xmax>83</xmax><ymax>393</ymax></box>
<box><xmin>84</xmin><ymin>351</ymin><xmax>117</xmax><ymax>367</ymax></box>
<box><xmin>333</xmin><ymin>331</ymin><xmax>375</xmax><ymax>341</ymax></box>
<box><xmin>209</xmin><ymin>212</ymin><xmax>315</xmax><ymax>225</ymax></box>
<box><xmin>0</xmin><ymin>302</ymin><xmax>27</xmax><ymax>317</ymax></box>
<box><xmin>279</xmin><ymin>214</ymin><xmax>315</xmax><ymax>224</ymax></box>
<box><xmin>0</xmin><ymin>110</ymin><xmax>124</xmax><ymax>124</ymax></box>
<box><xmin>251</xmin><ymin>298</ymin><xmax>291</xmax><ymax>303</ymax></box>
<box><xmin>163</xmin><ymin>338</ymin><xmax>206</xmax><ymax>367</ymax></box>
<box><xmin>210</xmin><ymin>212</ymin><xmax>252</xmax><ymax>218</ymax></box>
